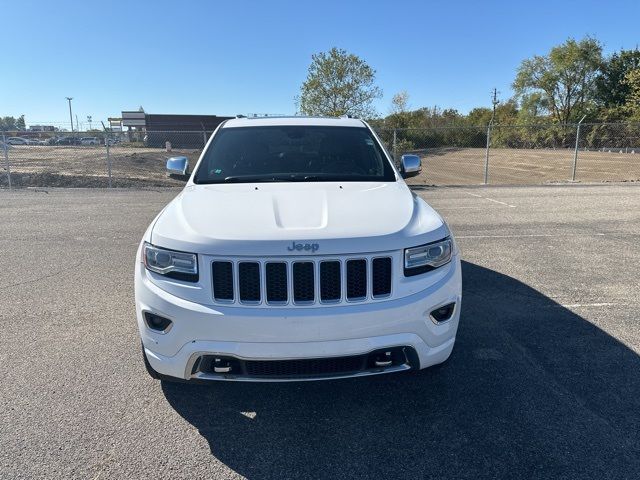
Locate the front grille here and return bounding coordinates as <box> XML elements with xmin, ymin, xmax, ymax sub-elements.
<box><xmin>245</xmin><ymin>356</ymin><xmax>366</xmax><ymax>377</ymax></box>
<box><xmin>195</xmin><ymin>347</ymin><xmax>416</xmax><ymax>379</ymax></box>
<box><xmin>210</xmin><ymin>256</ymin><xmax>392</xmax><ymax>305</ymax></box>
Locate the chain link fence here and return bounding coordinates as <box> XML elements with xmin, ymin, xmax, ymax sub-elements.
<box><xmin>0</xmin><ymin>130</ymin><xmax>212</xmax><ymax>188</ymax></box>
<box><xmin>377</xmin><ymin>122</ymin><xmax>640</xmax><ymax>185</ymax></box>
<box><xmin>1</xmin><ymin>123</ymin><xmax>640</xmax><ymax>188</ymax></box>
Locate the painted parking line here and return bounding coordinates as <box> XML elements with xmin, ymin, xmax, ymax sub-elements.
<box><xmin>558</xmin><ymin>302</ymin><xmax>618</xmax><ymax>308</ymax></box>
<box><xmin>456</xmin><ymin>233</ymin><xmax>606</xmax><ymax>239</ymax></box>
<box><xmin>483</xmin><ymin>197</ymin><xmax>516</xmax><ymax>207</ymax></box>
<box><xmin>434</xmin><ymin>206</ymin><xmax>499</xmax><ymax>210</ymax></box>
<box><xmin>465</xmin><ymin>192</ymin><xmax>516</xmax><ymax>208</ymax></box>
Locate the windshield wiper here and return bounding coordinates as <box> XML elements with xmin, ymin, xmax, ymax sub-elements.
<box><xmin>222</xmin><ymin>175</ymin><xmax>292</xmax><ymax>183</ymax></box>
<box><xmin>198</xmin><ymin>173</ymin><xmax>374</xmax><ymax>184</ymax></box>
<box><xmin>221</xmin><ymin>174</ymin><xmax>323</xmax><ymax>183</ymax></box>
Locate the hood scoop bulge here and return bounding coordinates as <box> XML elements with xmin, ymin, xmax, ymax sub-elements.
<box><xmin>271</xmin><ymin>189</ymin><xmax>328</xmax><ymax>230</ymax></box>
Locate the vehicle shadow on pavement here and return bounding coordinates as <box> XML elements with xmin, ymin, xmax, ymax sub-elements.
<box><xmin>162</xmin><ymin>261</ymin><xmax>640</xmax><ymax>479</ymax></box>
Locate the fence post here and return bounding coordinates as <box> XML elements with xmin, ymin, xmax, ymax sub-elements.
<box><xmin>571</xmin><ymin>115</ymin><xmax>587</xmax><ymax>181</ymax></box>
<box><xmin>392</xmin><ymin>129</ymin><xmax>397</xmax><ymax>165</ymax></box>
<box><xmin>2</xmin><ymin>132</ymin><xmax>11</xmax><ymax>190</ymax></box>
<box><xmin>106</xmin><ymin>136</ymin><xmax>112</xmax><ymax>188</ymax></box>
<box><xmin>200</xmin><ymin>123</ymin><xmax>207</xmax><ymax>148</ymax></box>
<box><xmin>483</xmin><ymin>124</ymin><xmax>491</xmax><ymax>184</ymax></box>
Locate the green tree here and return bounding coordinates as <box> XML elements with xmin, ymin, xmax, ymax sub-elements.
<box><xmin>466</xmin><ymin>107</ymin><xmax>492</xmax><ymax>126</ymax></box>
<box><xmin>623</xmin><ymin>69</ymin><xmax>640</xmax><ymax>119</ymax></box>
<box><xmin>390</xmin><ymin>91</ymin><xmax>409</xmax><ymax>115</ymax></box>
<box><xmin>386</xmin><ymin>91</ymin><xmax>411</xmax><ymax>128</ymax></box>
<box><xmin>467</xmin><ymin>100</ymin><xmax>518</xmax><ymax>126</ymax></box>
<box><xmin>15</xmin><ymin>115</ymin><xmax>26</xmax><ymax>130</ymax></box>
<box><xmin>513</xmin><ymin>37</ymin><xmax>603</xmax><ymax>124</ymax></box>
<box><xmin>0</xmin><ymin>116</ymin><xmax>19</xmax><ymax>131</ymax></box>
<box><xmin>298</xmin><ymin>48</ymin><xmax>382</xmax><ymax>118</ymax></box>
<box><xmin>595</xmin><ymin>49</ymin><xmax>640</xmax><ymax>107</ymax></box>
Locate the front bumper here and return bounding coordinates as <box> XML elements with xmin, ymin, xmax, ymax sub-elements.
<box><xmin>135</xmin><ymin>255</ymin><xmax>462</xmax><ymax>381</ymax></box>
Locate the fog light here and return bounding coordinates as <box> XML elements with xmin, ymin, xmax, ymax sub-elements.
<box><xmin>213</xmin><ymin>358</ymin><xmax>233</xmax><ymax>373</ymax></box>
<box><xmin>373</xmin><ymin>351</ymin><xmax>393</xmax><ymax>367</ymax></box>
<box><xmin>143</xmin><ymin>312</ymin><xmax>173</xmax><ymax>332</ymax></box>
<box><xmin>366</xmin><ymin>347</ymin><xmax>407</xmax><ymax>369</ymax></box>
<box><xmin>430</xmin><ymin>303</ymin><xmax>456</xmax><ymax>323</ymax></box>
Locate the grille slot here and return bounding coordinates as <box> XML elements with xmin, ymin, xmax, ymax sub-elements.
<box><xmin>265</xmin><ymin>262</ymin><xmax>288</xmax><ymax>303</ymax></box>
<box><xmin>292</xmin><ymin>262</ymin><xmax>315</xmax><ymax>303</ymax></box>
<box><xmin>320</xmin><ymin>261</ymin><xmax>341</xmax><ymax>302</ymax></box>
<box><xmin>372</xmin><ymin>257</ymin><xmax>392</xmax><ymax>297</ymax></box>
<box><xmin>238</xmin><ymin>262</ymin><xmax>260</xmax><ymax>302</ymax></box>
<box><xmin>346</xmin><ymin>259</ymin><xmax>367</xmax><ymax>299</ymax></box>
<box><xmin>212</xmin><ymin>261</ymin><xmax>234</xmax><ymax>301</ymax></box>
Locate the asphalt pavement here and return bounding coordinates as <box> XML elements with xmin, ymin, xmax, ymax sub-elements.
<box><xmin>1</xmin><ymin>184</ymin><xmax>639</xmax><ymax>479</ymax></box>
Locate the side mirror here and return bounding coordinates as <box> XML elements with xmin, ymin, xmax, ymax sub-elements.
<box><xmin>166</xmin><ymin>156</ymin><xmax>189</xmax><ymax>176</ymax></box>
<box><xmin>400</xmin><ymin>154</ymin><xmax>421</xmax><ymax>178</ymax></box>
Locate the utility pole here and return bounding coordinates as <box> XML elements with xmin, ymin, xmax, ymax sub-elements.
<box><xmin>484</xmin><ymin>88</ymin><xmax>500</xmax><ymax>184</ymax></box>
<box><xmin>490</xmin><ymin>88</ymin><xmax>499</xmax><ymax>125</ymax></box>
<box><xmin>66</xmin><ymin>97</ymin><xmax>74</xmax><ymax>133</ymax></box>
<box><xmin>571</xmin><ymin>114</ymin><xmax>587</xmax><ymax>181</ymax></box>
<box><xmin>87</xmin><ymin>115</ymin><xmax>92</xmax><ymax>130</ymax></box>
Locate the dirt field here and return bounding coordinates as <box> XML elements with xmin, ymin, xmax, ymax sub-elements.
<box><xmin>1</xmin><ymin>145</ymin><xmax>639</xmax><ymax>187</ymax></box>
<box><xmin>0</xmin><ymin>145</ymin><xmax>200</xmax><ymax>188</ymax></box>
<box><xmin>406</xmin><ymin>147</ymin><xmax>640</xmax><ymax>185</ymax></box>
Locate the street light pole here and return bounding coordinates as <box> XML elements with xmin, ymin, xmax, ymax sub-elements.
<box><xmin>66</xmin><ymin>97</ymin><xmax>74</xmax><ymax>133</ymax></box>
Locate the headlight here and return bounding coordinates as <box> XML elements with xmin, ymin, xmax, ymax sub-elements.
<box><xmin>143</xmin><ymin>242</ymin><xmax>199</xmax><ymax>282</ymax></box>
<box><xmin>404</xmin><ymin>238</ymin><xmax>452</xmax><ymax>276</ymax></box>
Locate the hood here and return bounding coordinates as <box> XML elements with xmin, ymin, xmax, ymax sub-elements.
<box><xmin>151</xmin><ymin>182</ymin><xmax>449</xmax><ymax>255</ymax></box>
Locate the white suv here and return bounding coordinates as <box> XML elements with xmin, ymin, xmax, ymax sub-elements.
<box><xmin>135</xmin><ymin>116</ymin><xmax>462</xmax><ymax>382</ymax></box>
<box><xmin>80</xmin><ymin>137</ymin><xmax>99</xmax><ymax>146</ymax></box>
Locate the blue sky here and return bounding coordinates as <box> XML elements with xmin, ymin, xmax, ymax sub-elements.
<box><xmin>2</xmin><ymin>0</ymin><xmax>639</xmax><ymax>128</ymax></box>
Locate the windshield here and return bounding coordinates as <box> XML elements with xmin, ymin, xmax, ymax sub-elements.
<box><xmin>193</xmin><ymin>126</ymin><xmax>396</xmax><ymax>184</ymax></box>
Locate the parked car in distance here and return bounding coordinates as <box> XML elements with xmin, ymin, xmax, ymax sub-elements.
<box><xmin>80</xmin><ymin>137</ymin><xmax>99</xmax><ymax>146</ymax></box>
<box><xmin>135</xmin><ymin>116</ymin><xmax>462</xmax><ymax>383</ymax></box>
<box><xmin>55</xmin><ymin>136</ymin><xmax>81</xmax><ymax>145</ymax></box>
<box><xmin>105</xmin><ymin>137</ymin><xmax>118</xmax><ymax>146</ymax></box>
<box><xmin>27</xmin><ymin>138</ymin><xmax>46</xmax><ymax>145</ymax></box>
<box><xmin>6</xmin><ymin>137</ymin><xmax>29</xmax><ymax>145</ymax></box>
